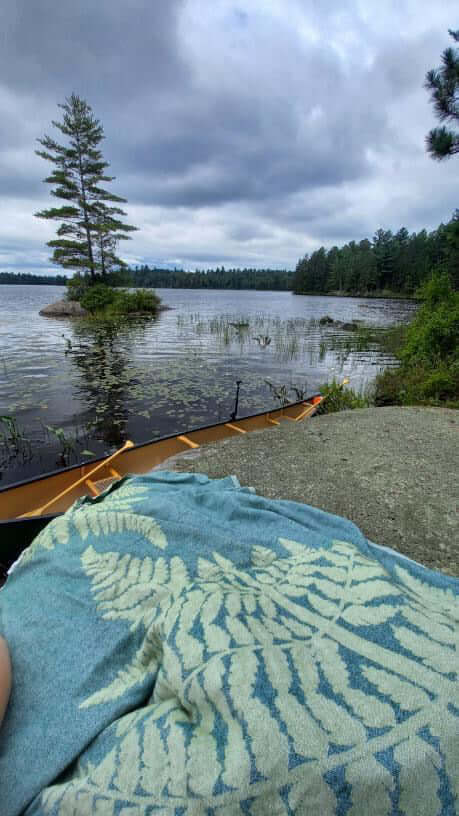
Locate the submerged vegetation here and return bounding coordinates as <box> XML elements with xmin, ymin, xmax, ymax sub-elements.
<box><xmin>0</xmin><ymin>415</ymin><xmax>32</xmax><ymax>470</ymax></box>
<box><xmin>1</xmin><ymin>276</ymin><xmax>455</xmax><ymax>486</ymax></box>
<box><xmin>43</xmin><ymin>424</ymin><xmax>79</xmax><ymax>463</ymax></box>
<box><xmin>3</xmin><ymin>300</ymin><xmax>403</xmax><ymax>483</ymax></box>
<box><xmin>0</xmin><ymin>415</ymin><xmax>28</xmax><ymax>447</ymax></box>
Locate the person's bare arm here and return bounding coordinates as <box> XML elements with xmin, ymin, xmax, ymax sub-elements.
<box><xmin>0</xmin><ymin>635</ymin><xmax>12</xmax><ymax>727</ymax></box>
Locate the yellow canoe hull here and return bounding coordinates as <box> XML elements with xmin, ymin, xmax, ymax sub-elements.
<box><xmin>0</xmin><ymin>396</ymin><xmax>322</xmax><ymax>524</ymax></box>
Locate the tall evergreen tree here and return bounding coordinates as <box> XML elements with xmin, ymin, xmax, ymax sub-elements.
<box><xmin>35</xmin><ymin>94</ymin><xmax>136</xmax><ymax>280</ymax></box>
<box><xmin>425</xmin><ymin>29</ymin><xmax>459</xmax><ymax>160</ymax></box>
<box><xmin>373</xmin><ymin>229</ymin><xmax>395</xmax><ymax>289</ymax></box>
<box><xmin>292</xmin><ymin>255</ymin><xmax>309</xmax><ymax>293</ymax></box>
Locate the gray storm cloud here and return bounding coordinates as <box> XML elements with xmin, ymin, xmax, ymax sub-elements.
<box><xmin>0</xmin><ymin>0</ymin><xmax>457</xmax><ymax>271</ymax></box>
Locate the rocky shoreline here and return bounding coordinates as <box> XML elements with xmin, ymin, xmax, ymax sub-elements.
<box><xmin>39</xmin><ymin>299</ymin><xmax>172</xmax><ymax>317</ymax></box>
<box><xmin>39</xmin><ymin>299</ymin><xmax>88</xmax><ymax>316</ymax></box>
<box><xmin>163</xmin><ymin>406</ymin><xmax>458</xmax><ymax>577</ymax></box>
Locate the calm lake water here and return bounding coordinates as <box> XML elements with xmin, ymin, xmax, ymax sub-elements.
<box><xmin>0</xmin><ymin>285</ymin><xmax>417</xmax><ymax>486</ymax></box>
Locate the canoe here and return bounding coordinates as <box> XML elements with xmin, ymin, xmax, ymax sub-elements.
<box><xmin>0</xmin><ymin>394</ymin><xmax>323</xmax><ymax>570</ymax></box>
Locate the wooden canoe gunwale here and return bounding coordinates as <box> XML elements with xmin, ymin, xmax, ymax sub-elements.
<box><xmin>0</xmin><ymin>395</ymin><xmax>322</xmax><ymax>527</ymax></box>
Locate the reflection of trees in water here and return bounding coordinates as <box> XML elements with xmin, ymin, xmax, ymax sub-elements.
<box><xmin>70</xmin><ymin>319</ymin><xmax>149</xmax><ymax>446</ymax></box>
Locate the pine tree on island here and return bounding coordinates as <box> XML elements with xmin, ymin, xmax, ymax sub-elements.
<box><xmin>35</xmin><ymin>94</ymin><xmax>137</xmax><ymax>283</ymax></box>
<box><xmin>35</xmin><ymin>95</ymin><xmax>160</xmax><ymax>316</ymax></box>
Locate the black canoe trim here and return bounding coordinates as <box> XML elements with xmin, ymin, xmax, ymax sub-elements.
<box><xmin>0</xmin><ymin>514</ymin><xmax>60</xmax><ymax>571</ymax></box>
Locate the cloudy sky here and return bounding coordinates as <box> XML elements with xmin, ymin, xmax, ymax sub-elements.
<box><xmin>0</xmin><ymin>1</ymin><xmax>457</xmax><ymax>274</ymax></box>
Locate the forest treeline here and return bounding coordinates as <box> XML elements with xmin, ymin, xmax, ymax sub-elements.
<box><xmin>2</xmin><ymin>213</ymin><xmax>457</xmax><ymax>295</ymax></box>
<box><xmin>292</xmin><ymin>213</ymin><xmax>458</xmax><ymax>296</ymax></box>
<box><xmin>0</xmin><ymin>266</ymin><xmax>293</xmax><ymax>290</ymax></box>
<box><xmin>129</xmin><ymin>266</ymin><xmax>294</xmax><ymax>290</ymax></box>
<box><xmin>0</xmin><ymin>272</ymin><xmax>67</xmax><ymax>285</ymax></box>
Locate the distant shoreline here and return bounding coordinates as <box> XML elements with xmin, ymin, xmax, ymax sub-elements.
<box><xmin>0</xmin><ymin>281</ymin><xmax>418</xmax><ymax>299</ymax></box>
<box><xmin>0</xmin><ymin>278</ymin><xmax>67</xmax><ymax>286</ymax></box>
<box><xmin>292</xmin><ymin>290</ymin><xmax>419</xmax><ymax>300</ymax></box>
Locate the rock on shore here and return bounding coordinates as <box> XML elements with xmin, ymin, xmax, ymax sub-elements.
<box><xmin>39</xmin><ymin>299</ymin><xmax>88</xmax><ymax>317</ymax></box>
<box><xmin>164</xmin><ymin>406</ymin><xmax>458</xmax><ymax>577</ymax></box>
<box><xmin>39</xmin><ymin>300</ymin><xmax>172</xmax><ymax>317</ymax></box>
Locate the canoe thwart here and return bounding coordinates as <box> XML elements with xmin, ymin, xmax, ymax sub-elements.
<box><xmin>18</xmin><ymin>440</ymin><xmax>134</xmax><ymax>518</ymax></box>
<box><xmin>4</xmin><ymin>388</ymin><xmax>334</xmax><ymax>531</ymax></box>
<box><xmin>294</xmin><ymin>403</ymin><xmax>318</xmax><ymax>422</ymax></box>
<box><xmin>178</xmin><ymin>435</ymin><xmax>200</xmax><ymax>449</ymax></box>
<box><xmin>85</xmin><ymin>478</ymin><xmax>99</xmax><ymax>497</ymax></box>
<box><xmin>224</xmin><ymin>423</ymin><xmax>247</xmax><ymax>434</ymax></box>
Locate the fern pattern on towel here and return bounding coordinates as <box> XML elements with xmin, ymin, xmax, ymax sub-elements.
<box><xmin>1</xmin><ymin>473</ymin><xmax>456</xmax><ymax>816</ymax></box>
<box><xmin>41</xmin><ymin>510</ymin><xmax>458</xmax><ymax>814</ymax></box>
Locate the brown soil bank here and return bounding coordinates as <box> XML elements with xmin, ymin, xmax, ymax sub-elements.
<box><xmin>169</xmin><ymin>407</ymin><xmax>458</xmax><ymax>577</ymax></box>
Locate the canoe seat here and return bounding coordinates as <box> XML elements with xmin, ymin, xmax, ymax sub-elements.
<box><xmin>93</xmin><ymin>476</ymin><xmax>119</xmax><ymax>493</ymax></box>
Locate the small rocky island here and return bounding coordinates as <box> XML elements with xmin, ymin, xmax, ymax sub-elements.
<box><xmin>39</xmin><ymin>299</ymin><xmax>88</xmax><ymax>317</ymax></box>
<box><xmin>39</xmin><ymin>297</ymin><xmax>171</xmax><ymax>318</ymax></box>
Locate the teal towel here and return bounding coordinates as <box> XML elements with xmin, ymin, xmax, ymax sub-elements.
<box><xmin>0</xmin><ymin>471</ymin><xmax>457</xmax><ymax>815</ymax></box>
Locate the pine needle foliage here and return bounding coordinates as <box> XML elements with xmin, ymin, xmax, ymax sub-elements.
<box><xmin>425</xmin><ymin>29</ymin><xmax>459</xmax><ymax>160</ymax></box>
<box><xmin>35</xmin><ymin>94</ymin><xmax>137</xmax><ymax>280</ymax></box>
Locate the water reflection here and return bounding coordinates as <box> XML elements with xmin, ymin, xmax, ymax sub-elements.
<box><xmin>0</xmin><ymin>286</ymin><xmax>417</xmax><ymax>485</ymax></box>
<box><xmin>70</xmin><ymin>318</ymin><xmax>154</xmax><ymax>445</ymax></box>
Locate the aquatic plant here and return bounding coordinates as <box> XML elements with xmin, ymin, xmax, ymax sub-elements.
<box><xmin>273</xmin><ymin>334</ymin><xmax>300</xmax><ymax>359</ymax></box>
<box><xmin>290</xmin><ymin>383</ymin><xmax>309</xmax><ymax>401</ymax></box>
<box><xmin>264</xmin><ymin>380</ymin><xmax>310</xmax><ymax>406</ymax></box>
<box><xmin>253</xmin><ymin>335</ymin><xmax>272</xmax><ymax>347</ymax></box>
<box><xmin>229</xmin><ymin>321</ymin><xmax>249</xmax><ymax>330</ymax></box>
<box><xmin>264</xmin><ymin>380</ymin><xmax>290</xmax><ymax>406</ymax></box>
<box><xmin>0</xmin><ymin>415</ymin><xmax>27</xmax><ymax>446</ymax></box>
<box><xmin>43</xmin><ymin>424</ymin><xmax>78</xmax><ymax>461</ymax></box>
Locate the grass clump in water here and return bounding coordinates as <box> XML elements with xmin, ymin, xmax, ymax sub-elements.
<box><xmin>0</xmin><ymin>415</ymin><xmax>28</xmax><ymax>446</ymax></box>
<box><xmin>318</xmin><ymin>380</ymin><xmax>371</xmax><ymax>413</ymax></box>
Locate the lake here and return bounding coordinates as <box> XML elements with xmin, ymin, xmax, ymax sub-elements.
<box><xmin>0</xmin><ymin>285</ymin><xmax>417</xmax><ymax>486</ymax></box>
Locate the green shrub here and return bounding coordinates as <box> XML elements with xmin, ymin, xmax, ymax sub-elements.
<box><xmin>66</xmin><ymin>274</ymin><xmax>91</xmax><ymax>302</ymax></box>
<box><xmin>374</xmin><ymin>361</ymin><xmax>459</xmax><ymax>406</ymax></box>
<box><xmin>374</xmin><ymin>271</ymin><xmax>459</xmax><ymax>408</ymax></box>
<box><xmin>402</xmin><ymin>300</ymin><xmax>459</xmax><ymax>364</ymax></box>
<box><xmin>318</xmin><ymin>380</ymin><xmax>371</xmax><ymax>413</ymax></box>
<box><xmin>421</xmin><ymin>365</ymin><xmax>459</xmax><ymax>400</ymax></box>
<box><xmin>401</xmin><ymin>273</ymin><xmax>459</xmax><ymax>365</ymax></box>
<box><xmin>67</xmin><ymin>279</ymin><xmax>161</xmax><ymax>318</ymax></box>
<box><xmin>374</xmin><ymin>365</ymin><xmax>426</xmax><ymax>406</ymax></box>
<box><xmin>80</xmin><ymin>284</ymin><xmax>116</xmax><ymax>313</ymax></box>
<box><xmin>417</xmin><ymin>270</ymin><xmax>454</xmax><ymax>309</ymax></box>
<box><xmin>378</xmin><ymin>324</ymin><xmax>408</xmax><ymax>357</ymax></box>
<box><xmin>108</xmin><ymin>288</ymin><xmax>161</xmax><ymax>315</ymax></box>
